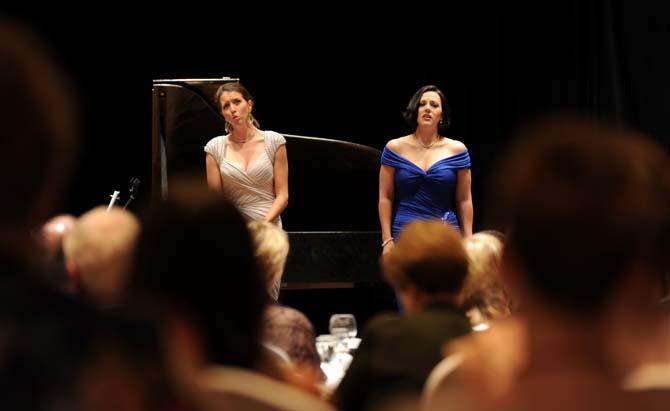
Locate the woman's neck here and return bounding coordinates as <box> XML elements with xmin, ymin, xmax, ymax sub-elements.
<box><xmin>229</xmin><ymin>124</ymin><xmax>257</xmax><ymax>143</ymax></box>
<box><xmin>413</xmin><ymin>126</ymin><xmax>440</xmax><ymax>146</ymax></box>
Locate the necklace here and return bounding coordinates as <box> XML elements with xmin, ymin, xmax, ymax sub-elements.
<box><xmin>229</xmin><ymin>137</ymin><xmax>248</xmax><ymax>144</ymax></box>
<box><xmin>414</xmin><ymin>134</ymin><xmax>440</xmax><ymax>149</ymax></box>
<box><xmin>230</xmin><ymin>130</ymin><xmax>256</xmax><ymax>144</ymax></box>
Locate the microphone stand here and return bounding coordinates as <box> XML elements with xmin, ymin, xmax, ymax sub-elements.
<box><xmin>123</xmin><ymin>177</ymin><xmax>141</xmax><ymax>209</ymax></box>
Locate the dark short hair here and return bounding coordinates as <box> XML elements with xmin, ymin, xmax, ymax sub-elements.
<box><xmin>491</xmin><ymin>114</ymin><xmax>670</xmax><ymax>314</ymax></box>
<box><xmin>403</xmin><ymin>85</ymin><xmax>451</xmax><ymax>132</ymax></box>
<box><xmin>128</xmin><ymin>178</ymin><xmax>267</xmax><ymax>368</ymax></box>
<box><xmin>382</xmin><ymin>220</ymin><xmax>468</xmax><ymax>294</ymax></box>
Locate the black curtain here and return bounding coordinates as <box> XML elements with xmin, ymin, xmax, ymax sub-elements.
<box><xmin>9</xmin><ymin>2</ymin><xmax>669</xmax><ymax>224</ymax></box>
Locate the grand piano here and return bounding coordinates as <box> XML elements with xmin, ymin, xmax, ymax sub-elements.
<box><xmin>151</xmin><ymin>78</ymin><xmax>389</xmax><ymax>296</ymax></box>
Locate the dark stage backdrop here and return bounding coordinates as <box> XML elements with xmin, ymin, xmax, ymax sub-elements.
<box><xmin>6</xmin><ymin>2</ymin><xmax>669</xmax><ymax>332</ymax></box>
<box><xmin>9</xmin><ymin>2</ymin><xmax>669</xmax><ymax>228</ymax></box>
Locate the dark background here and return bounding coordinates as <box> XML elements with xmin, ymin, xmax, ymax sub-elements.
<box><xmin>9</xmin><ymin>2</ymin><xmax>669</xmax><ymax>229</ymax></box>
<box><xmin>6</xmin><ymin>2</ymin><xmax>669</xmax><ymax>332</ymax></box>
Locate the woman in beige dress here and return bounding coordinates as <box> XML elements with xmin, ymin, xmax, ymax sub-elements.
<box><xmin>205</xmin><ymin>82</ymin><xmax>288</xmax><ymax>226</ymax></box>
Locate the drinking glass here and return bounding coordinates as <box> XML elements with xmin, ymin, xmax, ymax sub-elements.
<box><xmin>329</xmin><ymin>314</ymin><xmax>357</xmax><ymax>339</ymax></box>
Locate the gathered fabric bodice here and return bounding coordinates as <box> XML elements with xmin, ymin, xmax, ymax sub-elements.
<box><xmin>204</xmin><ymin>130</ymin><xmax>286</xmax><ymax>226</ymax></box>
<box><xmin>381</xmin><ymin>146</ymin><xmax>471</xmax><ymax>237</ymax></box>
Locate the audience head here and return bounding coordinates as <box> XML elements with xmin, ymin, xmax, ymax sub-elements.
<box><xmin>63</xmin><ymin>206</ymin><xmax>140</xmax><ymax>306</ymax></box>
<box><xmin>247</xmin><ymin>220</ymin><xmax>289</xmax><ymax>301</ymax></box>
<box><xmin>491</xmin><ymin>114</ymin><xmax>670</xmax><ymax>316</ymax></box>
<box><xmin>382</xmin><ymin>220</ymin><xmax>468</xmax><ymax>312</ymax></box>
<box><xmin>40</xmin><ymin>214</ymin><xmax>77</xmax><ymax>256</ymax></box>
<box><xmin>0</xmin><ymin>20</ymin><xmax>78</xmax><ymax>248</ymax></box>
<box><xmin>461</xmin><ymin>232</ymin><xmax>511</xmax><ymax>325</ymax></box>
<box><xmin>35</xmin><ymin>214</ymin><xmax>77</xmax><ymax>292</ymax></box>
<box><xmin>127</xmin><ymin>178</ymin><xmax>268</xmax><ymax>370</ymax></box>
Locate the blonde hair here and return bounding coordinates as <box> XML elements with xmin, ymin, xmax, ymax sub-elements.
<box><xmin>62</xmin><ymin>206</ymin><xmax>140</xmax><ymax>305</ymax></box>
<box><xmin>247</xmin><ymin>221</ymin><xmax>289</xmax><ymax>300</ymax></box>
<box><xmin>461</xmin><ymin>232</ymin><xmax>511</xmax><ymax>320</ymax></box>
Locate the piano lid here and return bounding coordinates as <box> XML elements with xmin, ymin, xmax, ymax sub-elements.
<box><xmin>152</xmin><ymin>78</ymin><xmax>240</xmax><ymax>105</ymax></box>
<box><xmin>153</xmin><ymin>78</ymin><xmax>239</xmax><ymax>83</ymax></box>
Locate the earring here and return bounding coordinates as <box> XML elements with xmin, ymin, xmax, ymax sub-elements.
<box><xmin>439</xmin><ymin>119</ymin><xmax>445</xmax><ymax>126</ymax></box>
<box><xmin>224</xmin><ymin>121</ymin><xmax>232</xmax><ymax>133</ymax></box>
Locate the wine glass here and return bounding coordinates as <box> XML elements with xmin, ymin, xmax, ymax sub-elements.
<box><xmin>316</xmin><ymin>334</ymin><xmax>337</xmax><ymax>363</ymax></box>
<box><xmin>329</xmin><ymin>314</ymin><xmax>357</xmax><ymax>339</ymax></box>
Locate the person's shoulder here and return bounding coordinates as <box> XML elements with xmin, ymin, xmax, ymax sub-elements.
<box><xmin>264</xmin><ymin>130</ymin><xmax>286</xmax><ymax>142</ymax></box>
<box><xmin>209</xmin><ymin>134</ymin><xmax>228</xmax><ymax>142</ymax></box>
<box><xmin>359</xmin><ymin>312</ymin><xmax>415</xmax><ymax>343</ymax></box>
<box><xmin>385</xmin><ymin>135</ymin><xmax>411</xmax><ymax>152</ymax></box>
<box><xmin>446</xmin><ymin>138</ymin><xmax>467</xmax><ymax>152</ymax></box>
<box><xmin>205</xmin><ymin>134</ymin><xmax>227</xmax><ymax>146</ymax></box>
<box><xmin>204</xmin><ymin>135</ymin><xmax>227</xmax><ymax>154</ymax></box>
<box><xmin>364</xmin><ymin>311</ymin><xmax>403</xmax><ymax>332</ymax></box>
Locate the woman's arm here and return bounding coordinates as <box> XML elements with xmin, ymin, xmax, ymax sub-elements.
<box><xmin>379</xmin><ymin>164</ymin><xmax>396</xmax><ymax>255</ymax></box>
<box><xmin>205</xmin><ymin>154</ymin><xmax>223</xmax><ymax>192</ymax></box>
<box><xmin>455</xmin><ymin>168</ymin><xmax>473</xmax><ymax>237</ymax></box>
<box><xmin>265</xmin><ymin>145</ymin><xmax>289</xmax><ymax>223</ymax></box>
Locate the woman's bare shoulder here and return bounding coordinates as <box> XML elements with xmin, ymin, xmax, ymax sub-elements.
<box><xmin>445</xmin><ymin>137</ymin><xmax>467</xmax><ymax>152</ymax></box>
<box><xmin>385</xmin><ymin>135</ymin><xmax>412</xmax><ymax>151</ymax></box>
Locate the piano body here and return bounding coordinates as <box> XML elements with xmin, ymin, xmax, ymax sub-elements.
<box><xmin>151</xmin><ymin>78</ymin><xmax>387</xmax><ymax>292</ymax></box>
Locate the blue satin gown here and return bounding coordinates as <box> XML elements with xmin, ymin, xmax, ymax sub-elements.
<box><xmin>381</xmin><ymin>147</ymin><xmax>471</xmax><ymax>238</ymax></box>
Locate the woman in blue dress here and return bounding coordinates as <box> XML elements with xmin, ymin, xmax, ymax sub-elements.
<box><xmin>379</xmin><ymin>85</ymin><xmax>473</xmax><ymax>256</ymax></box>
